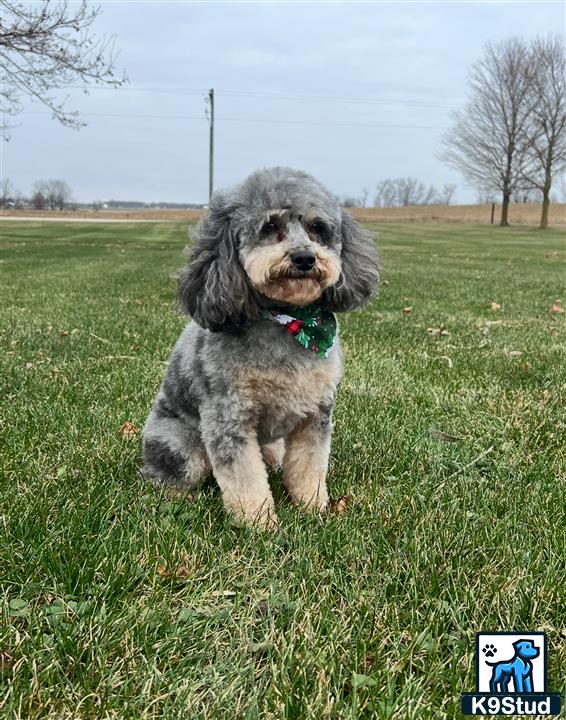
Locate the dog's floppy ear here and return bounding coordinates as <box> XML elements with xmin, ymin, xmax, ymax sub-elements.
<box><xmin>177</xmin><ymin>195</ymin><xmax>258</xmax><ymax>332</ymax></box>
<box><xmin>321</xmin><ymin>210</ymin><xmax>379</xmax><ymax>312</ymax></box>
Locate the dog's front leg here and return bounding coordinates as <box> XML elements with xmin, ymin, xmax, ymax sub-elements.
<box><xmin>214</xmin><ymin>438</ymin><xmax>277</xmax><ymax>528</ymax></box>
<box><xmin>283</xmin><ymin>411</ymin><xmax>332</xmax><ymax>512</ymax></box>
<box><xmin>523</xmin><ymin>674</ymin><xmax>533</xmax><ymax>693</ymax></box>
<box><xmin>201</xmin><ymin>408</ymin><xmax>277</xmax><ymax>528</ymax></box>
<box><xmin>514</xmin><ymin>669</ymin><xmax>526</xmax><ymax>693</ymax></box>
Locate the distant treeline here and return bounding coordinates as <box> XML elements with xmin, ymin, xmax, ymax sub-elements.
<box><xmin>0</xmin><ymin>178</ymin><xmax>207</xmax><ymax>210</ymax></box>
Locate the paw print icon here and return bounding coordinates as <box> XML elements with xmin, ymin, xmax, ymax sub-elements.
<box><xmin>482</xmin><ymin>643</ymin><xmax>497</xmax><ymax>658</ymax></box>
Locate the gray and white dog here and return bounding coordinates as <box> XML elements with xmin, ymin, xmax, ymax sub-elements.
<box><xmin>142</xmin><ymin>167</ymin><xmax>378</xmax><ymax>528</ymax></box>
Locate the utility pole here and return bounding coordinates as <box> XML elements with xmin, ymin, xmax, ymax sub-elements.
<box><xmin>208</xmin><ymin>88</ymin><xmax>214</xmax><ymax>203</ymax></box>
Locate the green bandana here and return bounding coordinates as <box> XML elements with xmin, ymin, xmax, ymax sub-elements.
<box><xmin>262</xmin><ymin>304</ymin><xmax>337</xmax><ymax>358</ymax></box>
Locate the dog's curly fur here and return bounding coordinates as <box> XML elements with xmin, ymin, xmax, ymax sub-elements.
<box><xmin>142</xmin><ymin>167</ymin><xmax>379</xmax><ymax>527</ymax></box>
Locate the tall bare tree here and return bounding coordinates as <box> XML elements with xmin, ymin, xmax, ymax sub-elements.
<box><xmin>0</xmin><ymin>176</ymin><xmax>15</xmax><ymax>206</ymax></box>
<box><xmin>397</xmin><ymin>177</ymin><xmax>426</xmax><ymax>206</ymax></box>
<box><xmin>374</xmin><ymin>177</ymin><xmax>447</xmax><ymax>207</ymax></box>
<box><xmin>440</xmin><ymin>38</ymin><xmax>536</xmax><ymax>226</ymax></box>
<box><xmin>0</xmin><ymin>0</ymin><xmax>126</xmax><ymax>139</ymax></box>
<box><xmin>31</xmin><ymin>188</ymin><xmax>46</xmax><ymax>210</ymax></box>
<box><xmin>439</xmin><ymin>183</ymin><xmax>457</xmax><ymax>205</ymax></box>
<box><xmin>33</xmin><ymin>179</ymin><xmax>72</xmax><ymax>210</ymax></box>
<box><xmin>520</xmin><ymin>36</ymin><xmax>566</xmax><ymax>229</ymax></box>
<box><xmin>374</xmin><ymin>179</ymin><xmax>397</xmax><ymax>208</ymax></box>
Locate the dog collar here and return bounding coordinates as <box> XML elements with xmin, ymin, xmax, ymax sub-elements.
<box><xmin>262</xmin><ymin>304</ymin><xmax>336</xmax><ymax>358</ymax></box>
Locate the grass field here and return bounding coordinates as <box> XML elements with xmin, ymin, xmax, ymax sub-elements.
<box><xmin>1</xmin><ymin>221</ymin><xmax>565</xmax><ymax>719</ymax></box>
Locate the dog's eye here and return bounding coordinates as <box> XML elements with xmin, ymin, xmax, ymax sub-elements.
<box><xmin>261</xmin><ymin>221</ymin><xmax>278</xmax><ymax>235</ymax></box>
<box><xmin>310</xmin><ymin>221</ymin><xmax>327</xmax><ymax>237</ymax></box>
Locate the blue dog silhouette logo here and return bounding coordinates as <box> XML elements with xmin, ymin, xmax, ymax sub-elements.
<box><xmin>486</xmin><ymin>639</ymin><xmax>539</xmax><ymax>693</ymax></box>
<box><xmin>461</xmin><ymin>632</ymin><xmax>562</xmax><ymax>716</ymax></box>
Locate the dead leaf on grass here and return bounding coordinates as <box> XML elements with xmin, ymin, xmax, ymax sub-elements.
<box><xmin>402</xmin><ymin>306</ymin><xmax>413</xmax><ymax>314</ymax></box>
<box><xmin>118</xmin><ymin>421</ymin><xmax>139</xmax><ymax>439</ymax></box>
<box><xmin>490</xmin><ymin>302</ymin><xmax>501</xmax><ymax>312</ymax></box>
<box><xmin>550</xmin><ymin>299</ymin><xmax>564</xmax><ymax>314</ymax></box>
<box><xmin>156</xmin><ymin>564</ymin><xmax>173</xmax><ymax>579</ymax></box>
<box><xmin>330</xmin><ymin>495</ymin><xmax>353</xmax><ymax>514</ymax></box>
<box><xmin>157</xmin><ymin>562</ymin><xmax>197</xmax><ymax>580</ymax></box>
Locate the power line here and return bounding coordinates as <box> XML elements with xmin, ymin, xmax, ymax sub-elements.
<box><xmin>64</xmin><ymin>85</ymin><xmax>460</xmax><ymax>109</ymax></box>
<box><xmin>21</xmin><ymin>110</ymin><xmax>448</xmax><ymax>130</ymax></box>
<box><xmin>24</xmin><ymin>111</ymin><xmax>206</xmax><ymax>120</ymax></box>
<box><xmin>66</xmin><ymin>85</ymin><xmax>209</xmax><ymax>95</ymax></box>
<box><xmin>221</xmin><ymin>116</ymin><xmax>448</xmax><ymax>130</ymax></box>
<box><xmin>216</xmin><ymin>89</ymin><xmax>459</xmax><ymax>108</ymax></box>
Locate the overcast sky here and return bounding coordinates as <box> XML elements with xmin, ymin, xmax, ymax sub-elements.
<box><xmin>4</xmin><ymin>1</ymin><xmax>564</xmax><ymax>205</ymax></box>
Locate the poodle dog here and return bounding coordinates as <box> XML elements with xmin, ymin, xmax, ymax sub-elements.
<box><xmin>142</xmin><ymin>167</ymin><xmax>379</xmax><ymax>528</ymax></box>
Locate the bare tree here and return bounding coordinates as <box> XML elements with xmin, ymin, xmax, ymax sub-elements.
<box><xmin>32</xmin><ymin>181</ymin><xmax>49</xmax><ymax>209</ymax></box>
<box><xmin>360</xmin><ymin>187</ymin><xmax>369</xmax><ymax>208</ymax></box>
<box><xmin>422</xmin><ymin>183</ymin><xmax>439</xmax><ymax>205</ymax></box>
<box><xmin>51</xmin><ymin>179</ymin><xmax>72</xmax><ymax>209</ymax></box>
<box><xmin>374</xmin><ymin>179</ymin><xmax>397</xmax><ymax>208</ymax></box>
<box><xmin>31</xmin><ymin>189</ymin><xmax>46</xmax><ymax>210</ymax></box>
<box><xmin>0</xmin><ymin>176</ymin><xmax>15</xmax><ymax>206</ymax></box>
<box><xmin>33</xmin><ymin>179</ymin><xmax>72</xmax><ymax>210</ymax></box>
<box><xmin>520</xmin><ymin>36</ymin><xmax>566</xmax><ymax>229</ymax></box>
<box><xmin>0</xmin><ymin>0</ymin><xmax>126</xmax><ymax>139</ymax></box>
<box><xmin>374</xmin><ymin>177</ymin><xmax>445</xmax><ymax>206</ymax></box>
<box><xmin>341</xmin><ymin>196</ymin><xmax>360</xmax><ymax>208</ymax></box>
<box><xmin>397</xmin><ymin>177</ymin><xmax>426</xmax><ymax>206</ymax></box>
<box><xmin>440</xmin><ymin>38</ymin><xmax>536</xmax><ymax>226</ymax></box>
<box><xmin>439</xmin><ymin>183</ymin><xmax>457</xmax><ymax>205</ymax></box>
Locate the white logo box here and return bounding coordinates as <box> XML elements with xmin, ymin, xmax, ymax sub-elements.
<box><xmin>476</xmin><ymin>632</ymin><xmax>546</xmax><ymax>693</ymax></box>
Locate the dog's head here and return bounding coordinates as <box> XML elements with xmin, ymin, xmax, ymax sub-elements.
<box><xmin>178</xmin><ymin>166</ymin><xmax>379</xmax><ymax>331</ymax></box>
<box><xmin>513</xmin><ymin>640</ymin><xmax>540</xmax><ymax>659</ymax></box>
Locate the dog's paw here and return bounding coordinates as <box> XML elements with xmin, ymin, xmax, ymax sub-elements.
<box><xmin>232</xmin><ymin>509</ymin><xmax>280</xmax><ymax>531</ymax></box>
<box><xmin>255</xmin><ymin>510</ymin><xmax>280</xmax><ymax>531</ymax></box>
<box><xmin>226</xmin><ymin>498</ymin><xmax>279</xmax><ymax>531</ymax></box>
<box><xmin>292</xmin><ymin>492</ymin><xmax>329</xmax><ymax>514</ymax></box>
<box><xmin>482</xmin><ymin>644</ymin><xmax>497</xmax><ymax>658</ymax></box>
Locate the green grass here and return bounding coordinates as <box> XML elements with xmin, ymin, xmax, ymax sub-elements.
<box><xmin>1</xmin><ymin>221</ymin><xmax>565</xmax><ymax>719</ymax></box>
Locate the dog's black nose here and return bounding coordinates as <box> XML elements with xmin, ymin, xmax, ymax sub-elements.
<box><xmin>290</xmin><ymin>250</ymin><xmax>316</xmax><ymax>272</ymax></box>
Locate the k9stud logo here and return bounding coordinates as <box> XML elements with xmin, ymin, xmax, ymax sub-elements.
<box><xmin>461</xmin><ymin>632</ymin><xmax>562</xmax><ymax>716</ymax></box>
